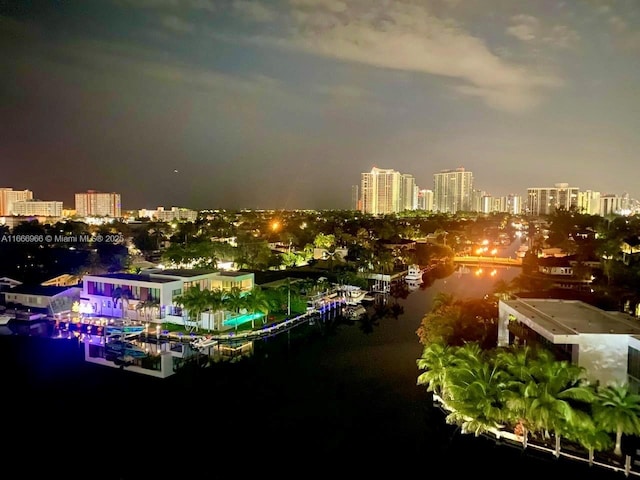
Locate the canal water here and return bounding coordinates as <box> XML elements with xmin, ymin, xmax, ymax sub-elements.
<box><xmin>0</xmin><ymin>264</ymin><xmax>623</xmax><ymax>479</ymax></box>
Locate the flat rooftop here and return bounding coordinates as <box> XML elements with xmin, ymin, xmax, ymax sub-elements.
<box><xmin>152</xmin><ymin>268</ymin><xmax>217</xmax><ymax>278</ymax></box>
<box><xmin>215</xmin><ymin>271</ymin><xmax>253</xmax><ymax>278</ymax></box>
<box><xmin>88</xmin><ymin>273</ymin><xmax>178</xmax><ymax>284</ymax></box>
<box><xmin>503</xmin><ymin>298</ymin><xmax>640</xmax><ymax>336</ymax></box>
<box><xmin>3</xmin><ymin>284</ymin><xmax>77</xmax><ymax>296</ymax></box>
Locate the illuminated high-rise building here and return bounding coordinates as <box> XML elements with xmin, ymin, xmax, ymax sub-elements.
<box><xmin>75</xmin><ymin>190</ymin><xmax>121</xmax><ymax>217</ymax></box>
<box><xmin>433</xmin><ymin>167</ymin><xmax>473</xmax><ymax>214</ymax></box>
<box><xmin>360</xmin><ymin>167</ymin><xmax>402</xmax><ymax>215</ymax></box>
<box><xmin>399</xmin><ymin>174</ymin><xmax>418</xmax><ymax>212</ymax></box>
<box><xmin>526</xmin><ymin>183</ymin><xmax>579</xmax><ymax>216</ymax></box>
<box><xmin>417</xmin><ymin>189</ymin><xmax>433</xmax><ymax>211</ymax></box>
<box><xmin>0</xmin><ymin>188</ymin><xmax>34</xmax><ymax>216</ymax></box>
<box><xmin>577</xmin><ymin>190</ymin><xmax>601</xmax><ymax>216</ymax></box>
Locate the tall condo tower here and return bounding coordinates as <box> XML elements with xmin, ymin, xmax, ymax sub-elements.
<box><xmin>433</xmin><ymin>167</ymin><xmax>473</xmax><ymax>214</ymax></box>
<box><xmin>360</xmin><ymin>167</ymin><xmax>402</xmax><ymax>215</ymax></box>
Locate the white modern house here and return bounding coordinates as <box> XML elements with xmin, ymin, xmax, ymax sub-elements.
<box><xmin>80</xmin><ymin>268</ymin><xmax>255</xmax><ymax>326</ymax></box>
<box><xmin>499</xmin><ymin>297</ymin><xmax>640</xmax><ymax>389</ymax></box>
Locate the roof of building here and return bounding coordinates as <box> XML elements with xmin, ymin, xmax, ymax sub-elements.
<box><xmin>152</xmin><ymin>268</ymin><xmax>218</xmax><ymax>278</ymax></box>
<box><xmin>215</xmin><ymin>271</ymin><xmax>253</xmax><ymax>278</ymax></box>
<box><xmin>3</xmin><ymin>284</ymin><xmax>78</xmax><ymax>296</ymax></box>
<box><xmin>86</xmin><ymin>273</ymin><xmax>178</xmax><ymax>284</ymax></box>
<box><xmin>502</xmin><ymin>298</ymin><xmax>640</xmax><ymax>336</ymax></box>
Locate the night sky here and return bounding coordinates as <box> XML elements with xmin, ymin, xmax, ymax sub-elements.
<box><xmin>1</xmin><ymin>0</ymin><xmax>639</xmax><ymax>210</ymax></box>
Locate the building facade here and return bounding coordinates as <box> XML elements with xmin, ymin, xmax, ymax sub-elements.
<box><xmin>137</xmin><ymin>206</ymin><xmax>198</xmax><ymax>222</ymax></box>
<box><xmin>0</xmin><ymin>188</ymin><xmax>34</xmax><ymax>216</ymax></box>
<box><xmin>80</xmin><ymin>269</ymin><xmax>255</xmax><ymax>327</ymax></box>
<box><xmin>399</xmin><ymin>174</ymin><xmax>418</xmax><ymax>212</ymax></box>
<box><xmin>600</xmin><ymin>194</ymin><xmax>625</xmax><ymax>216</ymax></box>
<box><xmin>12</xmin><ymin>199</ymin><xmax>63</xmax><ymax>217</ymax></box>
<box><xmin>417</xmin><ymin>189</ymin><xmax>434</xmax><ymax>211</ymax></box>
<box><xmin>498</xmin><ymin>298</ymin><xmax>640</xmax><ymax>389</ymax></box>
<box><xmin>360</xmin><ymin>167</ymin><xmax>402</xmax><ymax>215</ymax></box>
<box><xmin>526</xmin><ymin>183</ymin><xmax>579</xmax><ymax>216</ymax></box>
<box><xmin>433</xmin><ymin>167</ymin><xmax>473</xmax><ymax>214</ymax></box>
<box><xmin>75</xmin><ymin>190</ymin><xmax>121</xmax><ymax>217</ymax></box>
<box><xmin>577</xmin><ymin>190</ymin><xmax>601</xmax><ymax>216</ymax></box>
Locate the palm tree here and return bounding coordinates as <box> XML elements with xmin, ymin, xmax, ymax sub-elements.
<box><xmin>223</xmin><ymin>286</ymin><xmax>247</xmax><ymax>331</ymax></box>
<box><xmin>497</xmin><ymin>346</ymin><xmax>541</xmax><ymax>446</ymax></box>
<box><xmin>112</xmin><ymin>286</ymin><xmax>132</xmax><ymax>320</ymax></box>
<box><xmin>525</xmin><ymin>354</ymin><xmax>595</xmax><ymax>453</ymax></box>
<box><xmin>593</xmin><ymin>384</ymin><xmax>640</xmax><ymax>457</ymax></box>
<box><xmin>417</xmin><ymin>342</ymin><xmax>456</xmax><ymax>402</ymax></box>
<box><xmin>205</xmin><ymin>288</ymin><xmax>226</xmax><ymax>331</ymax></box>
<box><xmin>245</xmin><ymin>287</ymin><xmax>272</xmax><ymax>328</ymax></box>
<box><xmin>173</xmin><ymin>284</ymin><xmax>208</xmax><ymax>332</ymax></box>
<box><xmin>445</xmin><ymin>345</ymin><xmax>507</xmax><ymax>436</ymax></box>
<box><xmin>135</xmin><ymin>299</ymin><xmax>160</xmax><ymax>322</ymax></box>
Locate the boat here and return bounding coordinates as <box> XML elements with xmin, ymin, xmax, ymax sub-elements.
<box><xmin>191</xmin><ymin>336</ymin><xmax>218</xmax><ymax>350</ymax></box>
<box><xmin>335</xmin><ymin>285</ymin><xmax>367</xmax><ymax>305</ymax></box>
<box><xmin>0</xmin><ymin>314</ymin><xmax>13</xmax><ymax>326</ymax></box>
<box><xmin>405</xmin><ymin>264</ymin><xmax>425</xmax><ymax>282</ymax></box>
<box><xmin>344</xmin><ymin>305</ymin><xmax>366</xmax><ymax>319</ymax></box>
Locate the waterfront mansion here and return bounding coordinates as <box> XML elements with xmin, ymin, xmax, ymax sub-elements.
<box><xmin>80</xmin><ymin>268</ymin><xmax>254</xmax><ymax>327</ymax></box>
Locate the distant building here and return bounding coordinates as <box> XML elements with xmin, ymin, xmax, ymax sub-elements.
<box><xmin>154</xmin><ymin>206</ymin><xmax>197</xmax><ymax>222</ymax></box>
<box><xmin>417</xmin><ymin>189</ymin><xmax>433</xmax><ymax>211</ymax></box>
<box><xmin>75</xmin><ymin>190</ymin><xmax>121</xmax><ymax>217</ymax></box>
<box><xmin>12</xmin><ymin>199</ymin><xmax>63</xmax><ymax>217</ymax></box>
<box><xmin>526</xmin><ymin>183</ymin><xmax>579</xmax><ymax>216</ymax></box>
<box><xmin>399</xmin><ymin>174</ymin><xmax>418</xmax><ymax>212</ymax></box>
<box><xmin>433</xmin><ymin>167</ymin><xmax>473</xmax><ymax>214</ymax></box>
<box><xmin>360</xmin><ymin>167</ymin><xmax>402</xmax><ymax>215</ymax></box>
<box><xmin>351</xmin><ymin>185</ymin><xmax>360</xmax><ymax>211</ymax></box>
<box><xmin>0</xmin><ymin>188</ymin><xmax>33</xmax><ymax>216</ymax></box>
<box><xmin>600</xmin><ymin>194</ymin><xmax>625</xmax><ymax>216</ymax></box>
<box><xmin>506</xmin><ymin>194</ymin><xmax>523</xmax><ymax>215</ymax></box>
<box><xmin>577</xmin><ymin>190</ymin><xmax>601</xmax><ymax>216</ymax></box>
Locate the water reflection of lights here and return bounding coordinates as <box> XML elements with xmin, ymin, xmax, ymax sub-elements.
<box><xmin>474</xmin><ymin>268</ymin><xmax>498</xmax><ymax>277</ymax></box>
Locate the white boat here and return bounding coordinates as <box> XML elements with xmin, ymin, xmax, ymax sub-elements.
<box><xmin>0</xmin><ymin>315</ymin><xmax>13</xmax><ymax>326</ymax></box>
<box><xmin>405</xmin><ymin>265</ymin><xmax>425</xmax><ymax>282</ymax></box>
<box><xmin>335</xmin><ymin>285</ymin><xmax>367</xmax><ymax>305</ymax></box>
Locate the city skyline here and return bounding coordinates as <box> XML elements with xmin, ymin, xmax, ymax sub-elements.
<box><xmin>1</xmin><ymin>1</ymin><xmax>639</xmax><ymax>210</ymax></box>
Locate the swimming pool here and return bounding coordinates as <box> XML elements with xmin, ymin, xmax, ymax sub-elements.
<box><xmin>223</xmin><ymin>312</ymin><xmax>265</xmax><ymax>327</ymax></box>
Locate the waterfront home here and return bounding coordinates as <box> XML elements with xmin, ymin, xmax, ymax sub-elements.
<box><xmin>80</xmin><ymin>269</ymin><xmax>255</xmax><ymax>326</ymax></box>
<box><xmin>498</xmin><ymin>297</ymin><xmax>640</xmax><ymax>389</ymax></box>
<box><xmin>2</xmin><ymin>284</ymin><xmax>81</xmax><ymax>317</ymax></box>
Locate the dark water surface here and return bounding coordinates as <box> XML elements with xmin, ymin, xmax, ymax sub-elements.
<box><xmin>0</xmin><ymin>267</ymin><xmax>625</xmax><ymax>479</ymax></box>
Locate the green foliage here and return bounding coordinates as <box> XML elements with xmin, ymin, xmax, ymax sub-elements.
<box><xmin>417</xmin><ymin>336</ymin><xmax>640</xmax><ymax>458</ymax></box>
